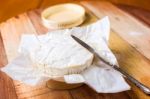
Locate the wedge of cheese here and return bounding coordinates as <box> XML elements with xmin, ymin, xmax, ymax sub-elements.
<box><xmin>19</xmin><ymin>33</ymin><xmax>93</xmax><ymax>77</ymax></box>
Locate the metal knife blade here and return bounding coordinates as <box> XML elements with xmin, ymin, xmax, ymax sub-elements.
<box><xmin>71</xmin><ymin>35</ymin><xmax>150</xmax><ymax>95</ymax></box>
<box><xmin>71</xmin><ymin>35</ymin><xmax>114</xmax><ymax>67</ymax></box>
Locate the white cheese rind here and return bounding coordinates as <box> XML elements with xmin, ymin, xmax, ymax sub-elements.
<box><xmin>19</xmin><ymin>33</ymin><xmax>93</xmax><ymax>77</ymax></box>
<box><xmin>71</xmin><ymin>17</ymin><xmax>117</xmax><ymax>65</ymax></box>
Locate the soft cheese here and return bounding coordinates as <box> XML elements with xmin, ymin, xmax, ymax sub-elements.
<box><xmin>19</xmin><ymin>33</ymin><xmax>93</xmax><ymax>77</ymax></box>
<box><xmin>70</xmin><ymin>17</ymin><xmax>117</xmax><ymax>65</ymax></box>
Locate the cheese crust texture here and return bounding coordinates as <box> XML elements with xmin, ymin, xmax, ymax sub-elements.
<box><xmin>19</xmin><ymin>33</ymin><xmax>93</xmax><ymax>77</ymax></box>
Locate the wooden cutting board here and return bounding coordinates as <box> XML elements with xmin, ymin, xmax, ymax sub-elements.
<box><xmin>0</xmin><ymin>1</ymin><xmax>150</xmax><ymax>99</ymax></box>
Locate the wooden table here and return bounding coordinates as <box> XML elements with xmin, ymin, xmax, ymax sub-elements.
<box><xmin>0</xmin><ymin>1</ymin><xmax>150</xmax><ymax>99</ymax></box>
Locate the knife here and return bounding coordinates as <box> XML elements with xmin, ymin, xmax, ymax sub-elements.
<box><xmin>71</xmin><ymin>35</ymin><xmax>150</xmax><ymax>95</ymax></box>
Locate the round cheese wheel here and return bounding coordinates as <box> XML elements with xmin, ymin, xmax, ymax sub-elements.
<box><xmin>29</xmin><ymin>33</ymin><xmax>93</xmax><ymax>77</ymax></box>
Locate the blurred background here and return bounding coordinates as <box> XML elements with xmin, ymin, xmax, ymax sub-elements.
<box><xmin>0</xmin><ymin>0</ymin><xmax>150</xmax><ymax>23</ymax></box>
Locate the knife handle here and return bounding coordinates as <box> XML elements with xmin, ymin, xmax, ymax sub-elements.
<box><xmin>113</xmin><ymin>65</ymin><xmax>150</xmax><ymax>95</ymax></box>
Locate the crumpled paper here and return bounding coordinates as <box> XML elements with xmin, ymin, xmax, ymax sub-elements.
<box><xmin>1</xmin><ymin>16</ymin><xmax>130</xmax><ymax>93</ymax></box>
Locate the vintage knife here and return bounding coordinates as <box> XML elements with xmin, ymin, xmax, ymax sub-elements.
<box><xmin>71</xmin><ymin>35</ymin><xmax>150</xmax><ymax>95</ymax></box>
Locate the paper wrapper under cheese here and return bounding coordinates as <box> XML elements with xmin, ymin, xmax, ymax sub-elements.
<box><xmin>1</xmin><ymin>52</ymin><xmax>50</xmax><ymax>86</ymax></box>
<box><xmin>64</xmin><ymin>63</ymin><xmax>130</xmax><ymax>93</ymax></box>
<box><xmin>1</xmin><ymin>16</ymin><xmax>130</xmax><ymax>93</ymax></box>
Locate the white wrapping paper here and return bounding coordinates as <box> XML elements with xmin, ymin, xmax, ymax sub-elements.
<box><xmin>1</xmin><ymin>16</ymin><xmax>130</xmax><ymax>93</ymax></box>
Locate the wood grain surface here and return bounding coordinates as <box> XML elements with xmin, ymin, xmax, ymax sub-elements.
<box><xmin>81</xmin><ymin>1</ymin><xmax>150</xmax><ymax>61</ymax></box>
<box><xmin>81</xmin><ymin>1</ymin><xmax>150</xmax><ymax>99</ymax></box>
<box><xmin>0</xmin><ymin>34</ymin><xmax>17</xmax><ymax>99</ymax></box>
<box><xmin>107</xmin><ymin>0</ymin><xmax>150</xmax><ymax>11</ymax></box>
<box><xmin>0</xmin><ymin>1</ymin><xmax>150</xmax><ymax>99</ymax></box>
<box><xmin>117</xmin><ymin>5</ymin><xmax>150</xmax><ymax>27</ymax></box>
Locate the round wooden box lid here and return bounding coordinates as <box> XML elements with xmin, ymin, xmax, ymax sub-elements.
<box><xmin>41</xmin><ymin>3</ymin><xmax>85</xmax><ymax>29</ymax></box>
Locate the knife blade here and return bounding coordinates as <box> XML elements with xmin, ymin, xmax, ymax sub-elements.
<box><xmin>71</xmin><ymin>35</ymin><xmax>150</xmax><ymax>95</ymax></box>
